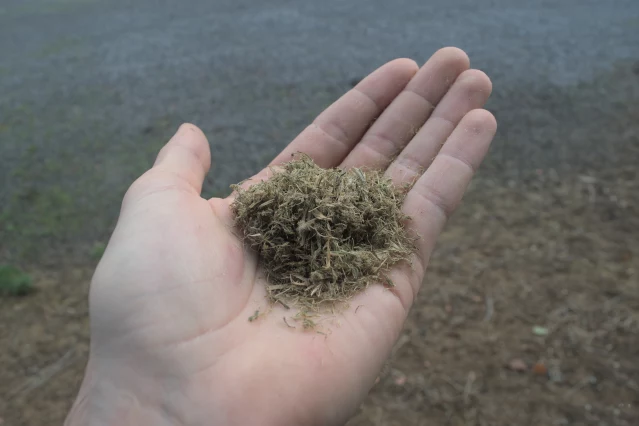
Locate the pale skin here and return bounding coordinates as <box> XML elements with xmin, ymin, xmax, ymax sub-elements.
<box><xmin>65</xmin><ymin>47</ymin><xmax>496</xmax><ymax>426</ymax></box>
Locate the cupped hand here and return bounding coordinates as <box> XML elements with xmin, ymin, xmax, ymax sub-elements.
<box><xmin>66</xmin><ymin>47</ymin><xmax>496</xmax><ymax>426</ymax></box>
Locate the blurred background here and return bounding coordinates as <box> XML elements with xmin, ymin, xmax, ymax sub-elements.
<box><xmin>1</xmin><ymin>0</ymin><xmax>638</xmax><ymax>424</ymax></box>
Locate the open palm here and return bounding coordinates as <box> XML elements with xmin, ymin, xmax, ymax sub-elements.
<box><xmin>66</xmin><ymin>48</ymin><xmax>496</xmax><ymax>426</ymax></box>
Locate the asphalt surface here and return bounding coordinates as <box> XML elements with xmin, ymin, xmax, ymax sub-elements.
<box><xmin>1</xmin><ymin>0</ymin><xmax>638</xmax><ymax>260</ymax></box>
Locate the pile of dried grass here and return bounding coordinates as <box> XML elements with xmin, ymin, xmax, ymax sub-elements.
<box><xmin>231</xmin><ymin>155</ymin><xmax>414</xmax><ymax>310</ymax></box>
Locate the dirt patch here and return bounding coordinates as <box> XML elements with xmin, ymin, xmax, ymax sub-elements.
<box><xmin>348</xmin><ymin>172</ymin><xmax>639</xmax><ymax>425</ymax></box>
<box><xmin>0</xmin><ymin>268</ymin><xmax>90</xmax><ymax>425</ymax></box>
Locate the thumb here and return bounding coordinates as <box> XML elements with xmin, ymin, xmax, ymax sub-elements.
<box><xmin>123</xmin><ymin>123</ymin><xmax>212</xmax><ymax>207</ymax></box>
<box><xmin>152</xmin><ymin>123</ymin><xmax>211</xmax><ymax>194</ymax></box>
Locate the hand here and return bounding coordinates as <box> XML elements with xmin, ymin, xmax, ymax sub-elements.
<box><xmin>66</xmin><ymin>47</ymin><xmax>495</xmax><ymax>426</ymax></box>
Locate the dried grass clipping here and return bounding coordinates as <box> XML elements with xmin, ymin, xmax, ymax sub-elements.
<box><xmin>231</xmin><ymin>155</ymin><xmax>414</xmax><ymax>310</ymax></box>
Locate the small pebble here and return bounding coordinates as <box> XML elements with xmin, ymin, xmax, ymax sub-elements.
<box><xmin>394</xmin><ymin>375</ymin><xmax>407</xmax><ymax>386</ymax></box>
<box><xmin>532</xmin><ymin>362</ymin><xmax>548</xmax><ymax>376</ymax></box>
<box><xmin>508</xmin><ymin>358</ymin><xmax>528</xmax><ymax>372</ymax></box>
<box><xmin>532</xmin><ymin>326</ymin><xmax>549</xmax><ymax>336</ymax></box>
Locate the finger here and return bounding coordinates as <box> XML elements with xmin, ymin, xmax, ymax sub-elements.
<box><xmin>385</xmin><ymin>69</ymin><xmax>493</xmax><ymax>186</ymax></box>
<box><xmin>340</xmin><ymin>47</ymin><xmax>470</xmax><ymax>170</ymax></box>
<box><xmin>269</xmin><ymin>58</ymin><xmax>419</xmax><ymax>169</ymax></box>
<box><xmin>151</xmin><ymin>123</ymin><xmax>212</xmax><ymax>194</ymax></box>
<box><xmin>393</xmin><ymin>109</ymin><xmax>497</xmax><ymax>309</ymax></box>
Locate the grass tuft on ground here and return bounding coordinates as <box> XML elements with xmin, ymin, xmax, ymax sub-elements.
<box><xmin>0</xmin><ymin>265</ymin><xmax>34</xmax><ymax>296</ymax></box>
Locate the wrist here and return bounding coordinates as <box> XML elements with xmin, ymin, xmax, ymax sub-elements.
<box><xmin>65</xmin><ymin>358</ymin><xmax>173</xmax><ymax>426</ymax></box>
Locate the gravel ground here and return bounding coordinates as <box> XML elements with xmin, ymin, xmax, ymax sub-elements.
<box><xmin>1</xmin><ymin>0</ymin><xmax>638</xmax><ymax>262</ymax></box>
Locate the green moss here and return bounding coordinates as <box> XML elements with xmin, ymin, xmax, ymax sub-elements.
<box><xmin>0</xmin><ymin>265</ymin><xmax>34</xmax><ymax>296</ymax></box>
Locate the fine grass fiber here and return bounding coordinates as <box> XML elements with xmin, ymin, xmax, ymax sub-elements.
<box><xmin>231</xmin><ymin>155</ymin><xmax>415</xmax><ymax>311</ymax></box>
